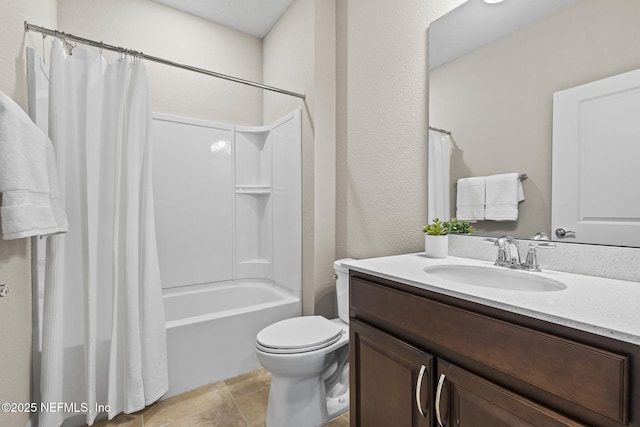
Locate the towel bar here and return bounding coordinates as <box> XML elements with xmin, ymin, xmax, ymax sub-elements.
<box><xmin>454</xmin><ymin>173</ymin><xmax>527</xmax><ymax>187</ymax></box>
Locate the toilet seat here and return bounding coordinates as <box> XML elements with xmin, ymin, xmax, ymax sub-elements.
<box><xmin>256</xmin><ymin>316</ymin><xmax>344</xmax><ymax>354</ymax></box>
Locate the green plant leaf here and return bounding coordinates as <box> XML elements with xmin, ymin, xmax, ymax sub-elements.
<box><xmin>445</xmin><ymin>218</ymin><xmax>474</xmax><ymax>234</ymax></box>
<box><xmin>423</xmin><ymin>218</ymin><xmax>449</xmax><ymax>235</ymax></box>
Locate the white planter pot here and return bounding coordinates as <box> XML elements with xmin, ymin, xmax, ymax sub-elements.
<box><xmin>424</xmin><ymin>234</ymin><xmax>448</xmax><ymax>258</ymax></box>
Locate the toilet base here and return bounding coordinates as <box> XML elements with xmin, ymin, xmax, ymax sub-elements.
<box><xmin>265</xmin><ymin>373</ymin><xmax>349</xmax><ymax>427</ymax></box>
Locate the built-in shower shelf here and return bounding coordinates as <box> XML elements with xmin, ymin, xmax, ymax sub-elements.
<box><xmin>235</xmin><ymin>185</ymin><xmax>271</xmax><ymax>195</ymax></box>
<box><xmin>236</xmin><ymin>258</ymin><xmax>272</xmax><ymax>278</ymax></box>
<box><xmin>238</xmin><ymin>259</ymin><xmax>271</xmax><ymax>265</ymax></box>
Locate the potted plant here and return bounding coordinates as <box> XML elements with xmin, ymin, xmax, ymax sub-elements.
<box><xmin>422</xmin><ymin>218</ymin><xmax>449</xmax><ymax>258</ymax></box>
<box><xmin>446</xmin><ymin>218</ymin><xmax>474</xmax><ymax>234</ymax></box>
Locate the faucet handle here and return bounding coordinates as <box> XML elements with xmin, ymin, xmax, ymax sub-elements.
<box><xmin>524</xmin><ymin>242</ymin><xmax>556</xmax><ymax>271</ymax></box>
<box><xmin>529</xmin><ymin>241</ymin><xmax>556</xmax><ymax>249</ymax></box>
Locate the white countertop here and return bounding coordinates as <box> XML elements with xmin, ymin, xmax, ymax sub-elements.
<box><xmin>343</xmin><ymin>254</ymin><xmax>640</xmax><ymax>345</ymax></box>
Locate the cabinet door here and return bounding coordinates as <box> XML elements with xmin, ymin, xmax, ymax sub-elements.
<box><xmin>350</xmin><ymin>319</ymin><xmax>433</xmax><ymax>427</ymax></box>
<box><xmin>435</xmin><ymin>359</ymin><xmax>584</xmax><ymax>427</ymax></box>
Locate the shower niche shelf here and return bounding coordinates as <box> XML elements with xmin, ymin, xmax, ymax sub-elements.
<box><xmin>235</xmin><ymin>185</ymin><xmax>272</xmax><ymax>195</ymax></box>
<box><xmin>235</xmin><ymin>190</ymin><xmax>273</xmax><ymax>279</ymax></box>
<box><xmin>235</xmin><ymin>125</ymin><xmax>273</xmax><ymax>279</ymax></box>
<box><xmin>235</xmin><ymin>126</ymin><xmax>271</xmax><ymax>188</ymax></box>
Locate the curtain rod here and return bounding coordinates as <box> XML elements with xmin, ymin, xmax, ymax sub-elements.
<box><xmin>429</xmin><ymin>126</ymin><xmax>451</xmax><ymax>135</ymax></box>
<box><xmin>24</xmin><ymin>21</ymin><xmax>306</xmax><ymax>100</ymax></box>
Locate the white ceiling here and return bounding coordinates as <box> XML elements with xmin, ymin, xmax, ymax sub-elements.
<box><xmin>152</xmin><ymin>0</ymin><xmax>295</xmax><ymax>38</ymax></box>
<box><xmin>429</xmin><ymin>0</ymin><xmax>579</xmax><ymax>69</ymax></box>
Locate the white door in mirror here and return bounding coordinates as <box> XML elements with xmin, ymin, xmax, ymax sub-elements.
<box><xmin>552</xmin><ymin>68</ymin><xmax>640</xmax><ymax>246</ymax></box>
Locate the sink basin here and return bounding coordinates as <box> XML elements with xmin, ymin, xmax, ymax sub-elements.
<box><xmin>423</xmin><ymin>265</ymin><xmax>566</xmax><ymax>292</ymax></box>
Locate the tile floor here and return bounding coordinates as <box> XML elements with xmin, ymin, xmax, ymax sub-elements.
<box><xmin>90</xmin><ymin>368</ymin><xmax>350</xmax><ymax>427</ymax></box>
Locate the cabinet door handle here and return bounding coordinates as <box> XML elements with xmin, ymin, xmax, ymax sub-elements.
<box><xmin>435</xmin><ymin>373</ymin><xmax>447</xmax><ymax>427</ymax></box>
<box><xmin>415</xmin><ymin>365</ymin><xmax>427</xmax><ymax>417</ymax></box>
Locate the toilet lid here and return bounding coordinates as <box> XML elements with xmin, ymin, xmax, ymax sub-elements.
<box><xmin>257</xmin><ymin>316</ymin><xmax>343</xmax><ymax>354</ymax></box>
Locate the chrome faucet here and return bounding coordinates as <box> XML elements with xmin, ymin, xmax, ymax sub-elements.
<box><xmin>493</xmin><ymin>236</ymin><xmax>521</xmax><ymax>268</ymax></box>
<box><xmin>486</xmin><ymin>235</ymin><xmax>555</xmax><ymax>271</ymax></box>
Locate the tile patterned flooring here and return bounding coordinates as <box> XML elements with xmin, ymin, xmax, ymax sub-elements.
<box><xmin>90</xmin><ymin>368</ymin><xmax>350</xmax><ymax>427</ymax></box>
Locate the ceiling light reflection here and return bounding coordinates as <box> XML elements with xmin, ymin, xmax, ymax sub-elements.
<box><xmin>210</xmin><ymin>140</ymin><xmax>228</xmax><ymax>153</ymax></box>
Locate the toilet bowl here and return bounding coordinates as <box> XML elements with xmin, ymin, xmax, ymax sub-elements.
<box><xmin>256</xmin><ymin>259</ymin><xmax>353</xmax><ymax>427</ymax></box>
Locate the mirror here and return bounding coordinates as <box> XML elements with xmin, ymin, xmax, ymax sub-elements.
<box><xmin>428</xmin><ymin>0</ymin><xmax>640</xmax><ymax>246</ymax></box>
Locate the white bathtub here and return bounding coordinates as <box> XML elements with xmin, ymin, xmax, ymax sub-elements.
<box><xmin>163</xmin><ymin>281</ymin><xmax>301</xmax><ymax>399</ymax></box>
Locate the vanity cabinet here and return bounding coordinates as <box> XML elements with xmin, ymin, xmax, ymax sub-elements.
<box><xmin>349</xmin><ymin>272</ymin><xmax>640</xmax><ymax>427</ymax></box>
<box><xmin>351</xmin><ymin>319</ymin><xmax>434</xmax><ymax>427</ymax></box>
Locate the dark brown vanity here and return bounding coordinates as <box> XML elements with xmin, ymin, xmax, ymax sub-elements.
<box><xmin>349</xmin><ymin>270</ymin><xmax>640</xmax><ymax>427</ymax></box>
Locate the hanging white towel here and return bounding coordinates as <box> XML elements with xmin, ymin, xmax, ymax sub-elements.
<box><xmin>485</xmin><ymin>172</ymin><xmax>525</xmax><ymax>221</ymax></box>
<box><xmin>456</xmin><ymin>176</ymin><xmax>486</xmax><ymax>221</ymax></box>
<box><xmin>0</xmin><ymin>91</ymin><xmax>68</xmax><ymax>240</ymax></box>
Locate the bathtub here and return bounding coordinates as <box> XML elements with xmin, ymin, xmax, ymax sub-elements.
<box><xmin>163</xmin><ymin>281</ymin><xmax>301</xmax><ymax>399</ymax></box>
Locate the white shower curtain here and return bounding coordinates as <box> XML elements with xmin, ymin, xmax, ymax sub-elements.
<box><xmin>428</xmin><ymin>129</ymin><xmax>451</xmax><ymax>223</ymax></box>
<box><xmin>39</xmin><ymin>39</ymin><xmax>167</xmax><ymax>427</ymax></box>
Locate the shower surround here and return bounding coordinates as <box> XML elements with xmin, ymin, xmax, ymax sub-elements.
<box><xmin>151</xmin><ymin>111</ymin><xmax>302</xmax><ymax>398</ymax></box>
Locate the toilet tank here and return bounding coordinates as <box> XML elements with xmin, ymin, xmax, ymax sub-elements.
<box><xmin>334</xmin><ymin>258</ymin><xmax>355</xmax><ymax>323</ymax></box>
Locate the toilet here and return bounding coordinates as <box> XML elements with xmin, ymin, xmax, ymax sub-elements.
<box><xmin>256</xmin><ymin>259</ymin><xmax>353</xmax><ymax>427</ymax></box>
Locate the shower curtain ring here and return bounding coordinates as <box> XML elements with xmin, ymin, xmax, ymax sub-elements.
<box><xmin>63</xmin><ymin>37</ymin><xmax>75</xmax><ymax>55</ymax></box>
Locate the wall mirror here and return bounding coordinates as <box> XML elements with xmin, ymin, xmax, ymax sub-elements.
<box><xmin>428</xmin><ymin>0</ymin><xmax>640</xmax><ymax>247</ymax></box>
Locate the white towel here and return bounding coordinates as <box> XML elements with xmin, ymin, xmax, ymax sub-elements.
<box><xmin>0</xmin><ymin>91</ymin><xmax>68</xmax><ymax>240</ymax></box>
<box><xmin>485</xmin><ymin>172</ymin><xmax>525</xmax><ymax>221</ymax></box>
<box><xmin>456</xmin><ymin>176</ymin><xmax>486</xmax><ymax>221</ymax></box>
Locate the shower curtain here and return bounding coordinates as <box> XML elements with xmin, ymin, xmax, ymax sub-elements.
<box><xmin>427</xmin><ymin>129</ymin><xmax>451</xmax><ymax>223</ymax></box>
<box><xmin>39</xmin><ymin>39</ymin><xmax>167</xmax><ymax>427</ymax></box>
